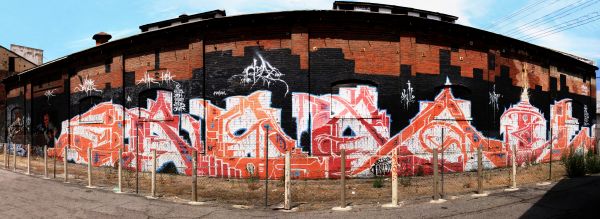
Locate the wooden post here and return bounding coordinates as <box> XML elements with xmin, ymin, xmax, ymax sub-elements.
<box><xmin>192</xmin><ymin>150</ymin><xmax>198</xmax><ymax>202</ymax></box>
<box><xmin>26</xmin><ymin>144</ymin><xmax>31</xmax><ymax>175</ymax></box>
<box><xmin>511</xmin><ymin>144</ymin><xmax>517</xmax><ymax>189</ymax></box>
<box><xmin>150</xmin><ymin>149</ymin><xmax>157</xmax><ymax>198</ymax></box>
<box><xmin>477</xmin><ymin>145</ymin><xmax>483</xmax><ymax>194</ymax></box>
<box><xmin>284</xmin><ymin>150</ymin><xmax>291</xmax><ymax>210</ymax></box>
<box><xmin>340</xmin><ymin>149</ymin><xmax>346</xmax><ymax>208</ymax></box>
<box><xmin>44</xmin><ymin>145</ymin><xmax>48</xmax><ymax>179</ymax></box>
<box><xmin>64</xmin><ymin>146</ymin><xmax>68</xmax><ymax>183</ymax></box>
<box><xmin>433</xmin><ymin>148</ymin><xmax>439</xmax><ymax>200</ymax></box>
<box><xmin>87</xmin><ymin>147</ymin><xmax>93</xmax><ymax>188</ymax></box>
<box><xmin>391</xmin><ymin>149</ymin><xmax>398</xmax><ymax>206</ymax></box>
<box><xmin>116</xmin><ymin>148</ymin><xmax>122</xmax><ymax>193</ymax></box>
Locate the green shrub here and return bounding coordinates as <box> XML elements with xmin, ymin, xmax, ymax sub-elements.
<box><xmin>415</xmin><ymin>165</ymin><xmax>425</xmax><ymax>177</ymax></box>
<box><xmin>585</xmin><ymin>150</ymin><xmax>600</xmax><ymax>174</ymax></box>
<box><xmin>561</xmin><ymin>149</ymin><xmax>586</xmax><ymax>178</ymax></box>
<box><xmin>372</xmin><ymin>176</ymin><xmax>384</xmax><ymax>188</ymax></box>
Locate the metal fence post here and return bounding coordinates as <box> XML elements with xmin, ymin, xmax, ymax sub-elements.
<box><xmin>53</xmin><ymin>147</ymin><xmax>56</xmax><ymax>178</ymax></box>
<box><xmin>433</xmin><ymin>148</ymin><xmax>439</xmax><ymax>201</ymax></box>
<box><xmin>148</xmin><ymin>149</ymin><xmax>157</xmax><ymax>199</ymax></box>
<box><xmin>549</xmin><ymin>130</ymin><xmax>553</xmax><ymax>180</ymax></box>
<box><xmin>264</xmin><ymin>124</ymin><xmax>270</xmax><ymax>208</ymax></box>
<box><xmin>477</xmin><ymin>145</ymin><xmax>483</xmax><ymax>194</ymax></box>
<box><xmin>3</xmin><ymin>143</ymin><xmax>7</xmax><ymax>169</ymax></box>
<box><xmin>44</xmin><ymin>145</ymin><xmax>48</xmax><ymax>179</ymax></box>
<box><xmin>27</xmin><ymin>144</ymin><xmax>31</xmax><ymax>175</ymax></box>
<box><xmin>64</xmin><ymin>146</ymin><xmax>68</xmax><ymax>183</ymax></box>
<box><xmin>13</xmin><ymin>143</ymin><xmax>17</xmax><ymax>172</ymax></box>
<box><xmin>284</xmin><ymin>150</ymin><xmax>292</xmax><ymax>210</ymax></box>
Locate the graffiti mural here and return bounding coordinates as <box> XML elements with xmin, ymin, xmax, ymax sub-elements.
<box><xmin>50</xmin><ymin>76</ymin><xmax>595</xmax><ymax>179</ymax></box>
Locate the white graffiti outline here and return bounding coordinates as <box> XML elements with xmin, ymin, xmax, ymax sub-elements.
<box><xmin>75</xmin><ymin>76</ymin><xmax>102</xmax><ymax>95</ymax></box>
<box><xmin>137</xmin><ymin>71</ymin><xmax>159</xmax><ymax>88</ymax></box>
<box><xmin>160</xmin><ymin>70</ymin><xmax>176</xmax><ymax>85</ymax></box>
<box><xmin>44</xmin><ymin>89</ymin><xmax>56</xmax><ymax>101</ymax></box>
<box><xmin>232</xmin><ymin>54</ymin><xmax>289</xmax><ymax>96</ymax></box>
<box><xmin>489</xmin><ymin>85</ymin><xmax>502</xmax><ymax>111</ymax></box>
<box><xmin>400</xmin><ymin>80</ymin><xmax>415</xmax><ymax>109</ymax></box>
<box><xmin>173</xmin><ymin>83</ymin><xmax>186</xmax><ymax>112</ymax></box>
<box><xmin>584</xmin><ymin>104</ymin><xmax>589</xmax><ymax>126</ymax></box>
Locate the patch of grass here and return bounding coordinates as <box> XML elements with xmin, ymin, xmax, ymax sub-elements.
<box><xmin>372</xmin><ymin>176</ymin><xmax>384</xmax><ymax>188</ymax></box>
<box><xmin>585</xmin><ymin>150</ymin><xmax>600</xmax><ymax>174</ymax></box>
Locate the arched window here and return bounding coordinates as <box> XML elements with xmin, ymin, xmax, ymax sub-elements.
<box><xmin>10</xmin><ymin>107</ymin><xmax>22</xmax><ymax>124</ymax></box>
<box><xmin>78</xmin><ymin>96</ymin><xmax>103</xmax><ymax>123</ymax></box>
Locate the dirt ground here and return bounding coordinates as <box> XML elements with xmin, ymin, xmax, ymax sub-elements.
<box><xmin>0</xmin><ymin>151</ymin><xmax>566</xmax><ymax>211</ymax></box>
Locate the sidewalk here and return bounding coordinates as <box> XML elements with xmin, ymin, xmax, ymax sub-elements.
<box><xmin>0</xmin><ymin>169</ymin><xmax>598</xmax><ymax>218</ymax></box>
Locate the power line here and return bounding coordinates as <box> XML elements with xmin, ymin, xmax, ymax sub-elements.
<box><xmin>521</xmin><ymin>11</ymin><xmax>600</xmax><ymax>41</ymax></box>
<box><xmin>491</xmin><ymin>0</ymin><xmax>562</xmax><ymax>32</ymax></box>
<box><xmin>483</xmin><ymin>0</ymin><xmax>547</xmax><ymax>30</ymax></box>
<box><xmin>506</xmin><ymin>0</ymin><xmax>600</xmax><ymax>38</ymax></box>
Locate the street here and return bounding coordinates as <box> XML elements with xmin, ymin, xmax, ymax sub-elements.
<box><xmin>0</xmin><ymin>169</ymin><xmax>599</xmax><ymax>218</ymax></box>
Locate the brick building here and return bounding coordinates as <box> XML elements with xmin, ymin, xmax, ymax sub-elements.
<box><xmin>2</xmin><ymin>2</ymin><xmax>597</xmax><ymax>179</ymax></box>
<box><xmin>0</xmin><ymin>45</ymin><xmax>38</xmax><ymax>143</ymax></box>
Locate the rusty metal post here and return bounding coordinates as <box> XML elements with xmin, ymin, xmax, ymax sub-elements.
<box><xmin>3</xmin><ymin>143</ymin><xmax>7</xmax><ymax>169</ymax></box>
<box><xmin>192</xmin><ymin>150</ymin><xmax>198</xmax><ymax>202</ymax></box>
<box><xmin>26</xmin><ymin>144</ymin><xmax>31</xmax><ymax>175</ymax></box>
<box><xmin>284</xmin><ymin>150</ymin><xmax>292</xmax><ymax>210</ymax></box>
<box><xmin>391</xmin><ymin>149</ymin><xmax>398</xmax><ymax>206</ymax></box>
<box><xmin>13</xmin><ymin>143</ymin><xmax>17</xmax><ymax>172</ymax></box>
<box><xmin>53</xmin><ymin>147</ymin><xmax>56</xmax><ymax>178</ymax></box>
<box><xmin>433</xmin><ymin>148</ymin><xmax>439</xmax><ymax>200</ymax></box>
<box><xmin>151</xmin><ymin>149</ymin><xmax>157</xmax><ymax>198</ymax></box>
<box><xmin>477</xmin><ymin>145</ymin><xmax>483</xmax><ymax>194</ymax></box>
<box><xmin>340</xmin><ymin>149</ymin><xmax>346</xmax><ymax>208</ymax></box>
<box><xmin>44</xmin><ymin>145</ymin><xmax>48</xmax><ymax>179</ymax></box>
<box><xmin>264</xmin><ymin>125</ymin><xmax>270</xmax><ymax>208</ymax></box>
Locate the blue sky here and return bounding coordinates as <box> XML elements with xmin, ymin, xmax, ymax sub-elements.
<box><xmin>1</xmin><ymin>0</ymin><xmax>598</xmax><ymax>73</ymax></box>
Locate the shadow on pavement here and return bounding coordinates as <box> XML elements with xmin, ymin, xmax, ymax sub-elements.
<box><xmin>520</xmin><ymin>175</ymin><xmax>600</xmax><ymax>219</ymax></box>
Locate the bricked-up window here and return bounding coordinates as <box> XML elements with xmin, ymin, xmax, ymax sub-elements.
<box><xmin>488</xmin><ymin>54</ymin><xmax>496</xmax><ymax>70</ymax></box>
<box><xmin>10</xmin><ymin>107</ymin><xmax>22</xmax><ymax>124</ymax></box>
<box><xmin>8</xmin><ymin>57</ymin><xmax>15</xmax><ymax>72</ymax></box>
<box><xmin>330</xmin><ymin>80</ymin><xmax>379</xmax><ymax>119</ymax></box>
<box><xmin>78</xmin><ymin>96</ymin><xmax>103</xmax><ymax>124</ymax></box>
<box><xmin>104</xmin><ymin>59</ymin><xmax>112</xmax><ymax>73</ymax></box>
<box><xmin>154</xmin><ymin>49</ymin><xmax>160</xmax><ymax>69</ymax></box>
